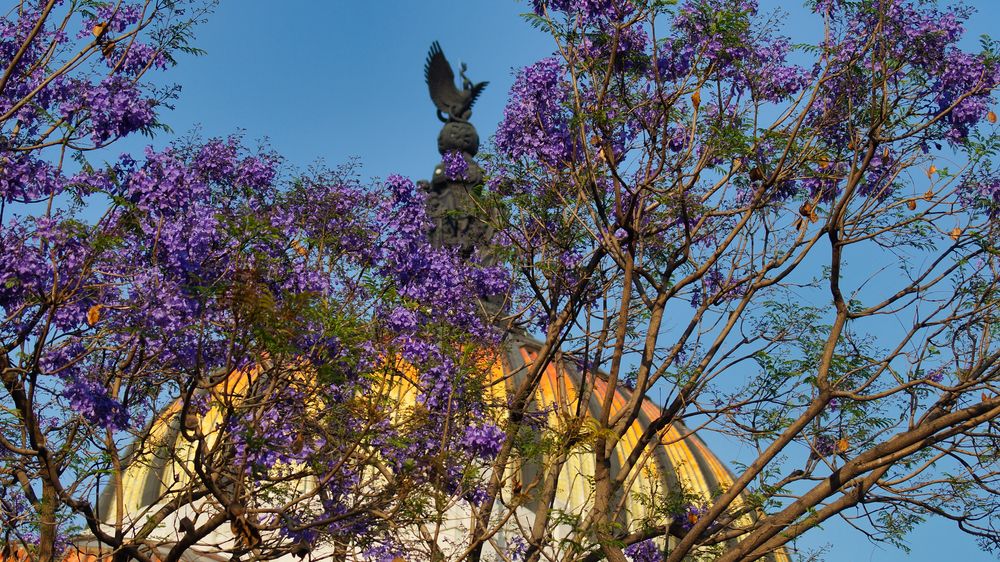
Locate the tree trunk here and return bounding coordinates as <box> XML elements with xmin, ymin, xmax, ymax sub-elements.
<box><xmin>37</xmin><ymin>480</ymin><xmax>58</xmax><ymax>562</ymax></box>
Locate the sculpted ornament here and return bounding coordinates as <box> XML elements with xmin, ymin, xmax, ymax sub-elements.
<box><xmin>422</xmin><ymin>42</ymin><xmax>493</xmax><ymax>263</ymax></box>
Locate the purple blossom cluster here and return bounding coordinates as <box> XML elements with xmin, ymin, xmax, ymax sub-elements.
<box><xmin>0</xmin><ymin>1</ymin><xmax>521</xmax><ymax>557</ymax></box>
<box><xmin>532</xmin><ymin>0</ymin><xmax>635</xmax><ymax>22</ymax></box>
<box><xmin>580</xmin><ymin>22</ymin><xmax>650</xmax><ymax>71</ymax></box>
<box><xmin>229</xmin><ymin>384</ymin><xmax>328</xmax><ymax>470</ymax></box>
<box><xmin>363</xmin><ymin>539</ymin><xmax>405</xmax><ymax>562</ymax></box>
<box><xmin>0</xmin><ymin>1</ymin><xmax>172</xmax><ymax>165</ymax></box>
<box><xmin>79</xmin><ymin>3</ymin><xmax>146</xmax><ymax>36</ymax></box>
<box><xmin>459</xmin><ymin>422</ymin><xmax>505</xmax><ymax>459</ymax></box>
<box><xmin>495</xmin><ymin>58</ymin><xmax>574</xmax><ymax>166</ymax></box>
<box><xmin>810</xmin><ymin>0</ymin><xmax>998</xmax><ymax>147</ymax></box>
<box><xmin>624</xmin><ymin>539</ymin><xmax>660</xmax><ymax>562</ymax></box>
<box><xmin>0</xmin><ymin>153</ymin><xmax>67</xmax><ymax>202</ymax></box>
<box><xmin>61</xmin><ymin>76</ymin><xmax>158</xmax><ymax>144</ymax></box>
<box><xmin>801</xmin><ymin>162</ymin><xmax>848</xmax><ymax>203</ymax></box>
<box><xmin>62</xmin><ymin>375</ymin><xmax>129</xmax><ymax>430</ymax></box>
<box><xmin>676</xmin><ymin>503</ymin><xmax>708</xmax><ymax>532</ymax></box>
<box><xmin>375</xmin><ymin>174</ymin><xmax>509</xmax><ymax>343</ymax></box>
<box><xmin>672</xmin><ymin>0</ymin><xmax>811</xmax><ymax>102</ymax></box>
<box><xmin>506</xmin><ymin>536</ymin><xmax>528</xmax><ymax>562</ymax></box>
<box><xmin>443</xmin><ymin>150</ymin><xmax>470</xmax><ymax>180</ymax></box>
<box><xmin>924</xmin><ymin>368</ymin><xmax>946</xmax><ymax>384</ymax></box>
<box><xmin>814</xmin><ymin>435</ymin><xmax>836</xmax><ymax>457</ymax></box>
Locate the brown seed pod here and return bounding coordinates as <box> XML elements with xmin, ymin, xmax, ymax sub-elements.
<box><xmin>906</xmin><ymin>199</ymin><xmax>917</xmax><ymax>210</ymax></box>
<box><xmin>950</xmin><ymin>227</ymin><xmax>962</xmax><ymax>241</ymax></box>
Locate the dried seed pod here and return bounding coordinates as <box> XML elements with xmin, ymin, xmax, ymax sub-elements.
<box><xmin>691</xmin><ymin>89</ymin><xmax>701</xmax><ymax>110</ymax></box>
<box><xmin>988</xmin><ymin>111</ymin><xmax>997</xmax><ymax>124</ymax></box>
<box><xmin>923</xmin><ymin>189</ymin><xmax>934</xmax><ymax>201</ymax></box>
<box><xmin>927</xmin><ymin>165</ymin><xmax>937</xmax><ymax>178</ymax></box>
<box><xmin>950</xmin><ymin>227</ymin><xmax>962</xmax><ymax>241</ymax></box>
<box><xmin>906</xmin><ymin>199</ymin><xmax>917</xmax><ymax>210</ymax></box>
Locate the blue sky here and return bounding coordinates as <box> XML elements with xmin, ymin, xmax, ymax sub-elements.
<box><xmin>144</xmin><ymin>1</ymin><xmax>1000</xmax><ymax>560</ymax></box>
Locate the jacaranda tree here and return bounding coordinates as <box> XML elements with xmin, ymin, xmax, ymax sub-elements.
<box><xmin>0</xmin><ymin>1</ymin><xmax>508</xmax><ymax>560</ymax></box>
<box><xmin>3</xmin><ymin>0</ymin><xmax>1000</xmax><ymax>561</ymax></box>
<box><xmin>472</xmin><ymin>0</ymin><xmax>1000</xmax><ymax>560</ymax></box>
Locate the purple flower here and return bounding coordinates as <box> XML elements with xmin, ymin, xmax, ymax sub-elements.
<box><xmin>496</xmin><ymin>58</ymin><xmax>574</xmax><ymax>167</ymax></box>
<box><xmin>459</xmin><ymin>422</ymin><xmax>505</xmax><ymax>459</ymax></box>
<box><xmin>362</xmin><ymin>540</ymin><xmax>405</xmax><ymax>562</ymax></box>
<box><xmin>62</xmin><ymin>376</ymin><xmax>129</xmax><ymax>430</ymax></box>
<box><xmin>926</xmin><ymin>368</ymin><xmax>945</xmax><ymax>383</ymax></box>
<box><xmin>624</xmin><ymin>539</ymin><xmax>660</xmax><ymax>562</ymax></box>
<box><xmin>814</xmin><ymin>435</ymin><xmax>835</xmax><ymax>457</ymax></box>
<box><xmin>676</xmin><ymin>503</ymin><xmax>708</xmax><ymax>532</ymax></box>
<box><xmin>386</xmin><ymin>306</ymin><xmax>420</xmax><ymax>334</ymax></box>
<box><xmin>532</xmin><ymin>0</ymin><xmax>635</xmax><ymax>23</ymax></box>
<box><xmin>442</xmin><ymin>150</ymin><xmax>469</xmax><ymax>181</ymax></box>
<box><xmin>104</xmin><ymin>41</ymin><xmax>168</xmax><ymax>75</ymax></box>
<box><xmin>62</xmin><ymin>76</ymin><xmax>158</xmax><ymax>144</ymax></box>
<box><xmin>506</xmin><ymin>536</ymin><xmax>528</xmax><ymax>562</ymax></box>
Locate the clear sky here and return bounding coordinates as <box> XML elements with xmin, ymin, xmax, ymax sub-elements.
<box><xmin>145</xmin><ymin>1</ymin><xmax>1000</xmax><ymax>560</ymax></box>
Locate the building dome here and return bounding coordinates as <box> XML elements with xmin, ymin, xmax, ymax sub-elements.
<box><xmin>64</xmin><ymin>333</ymin><xmax>788</xmax><ymax>562</ymax></box>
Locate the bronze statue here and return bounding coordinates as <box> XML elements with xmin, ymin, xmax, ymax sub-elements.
<box><xmin>425</xmin><ymin>41</ymin><xmax>488</xmax><ymax>123</ymax></box>
<box><xmin>421</xmin><ymin>42</ymin><xmax>495</xmax><ymax>274</ymax></box>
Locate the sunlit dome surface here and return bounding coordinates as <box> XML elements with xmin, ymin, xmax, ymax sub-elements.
<box><xmin>62</xmin><ymin>333</ymin><xmax>789</xmax><ymax>562</ymax></box>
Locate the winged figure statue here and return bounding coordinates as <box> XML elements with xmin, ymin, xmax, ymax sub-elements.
<box><xmin>425</xmin><ymin>41</ymin><xmax>488</xmax><ymax>123</ymax></box>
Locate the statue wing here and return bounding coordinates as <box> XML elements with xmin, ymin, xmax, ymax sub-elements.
<box><xmin>425</xmin><ymin>41</ymin><xmax>462</xmax><ymax>114</ymax></box>
<box><xmin>467</xmin><ymin>80</ymin><xmax>489</xmax><ymax>110</ymax></box>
